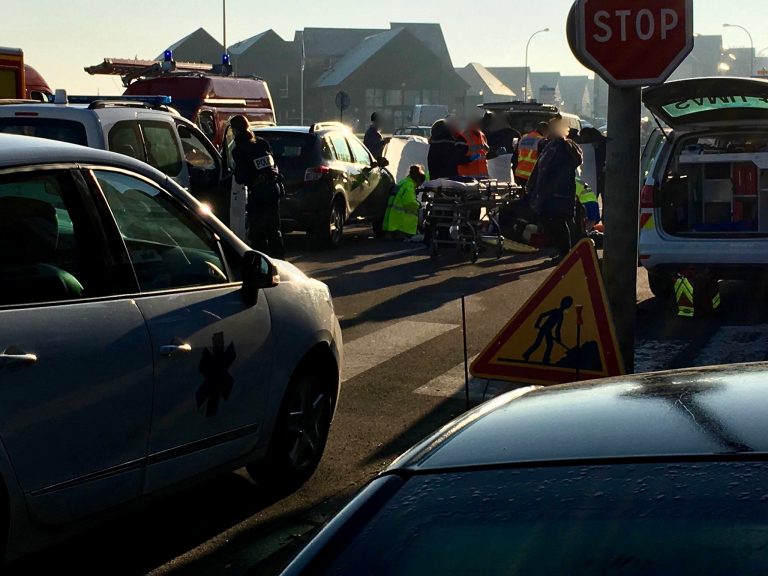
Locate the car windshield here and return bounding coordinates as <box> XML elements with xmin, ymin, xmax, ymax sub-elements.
<box><xmin>324</xmin><ymin>462</ymin><xmax>768</xmax><ymax>575</ymax></box>
<box><xmin>0</xmin><ymin>117</ymin><xmax>88</xmax><ymax>146</ymax></box>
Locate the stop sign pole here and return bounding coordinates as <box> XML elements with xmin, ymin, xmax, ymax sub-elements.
<box><xmin>568</xmin><ymin>0</ymin><xmax>693</xmax><ymax>372</ymax></box>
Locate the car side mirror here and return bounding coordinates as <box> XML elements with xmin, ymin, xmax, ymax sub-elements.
<box><xmin>242</xmin><ymin>250</ymin><xmax>279</xmax><ymax>307</ymax></box>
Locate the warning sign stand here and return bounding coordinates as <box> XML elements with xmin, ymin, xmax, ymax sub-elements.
<box><xmin>471</xmin><ymin>239</ymin><xmax>624</xmax><ymax>385</ymax></box>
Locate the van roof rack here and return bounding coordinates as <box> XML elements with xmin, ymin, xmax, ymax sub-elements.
<box><xmin>309</xmin><ymin>121</ymin><xmax>349</xmax><ymax>133</ymax></box>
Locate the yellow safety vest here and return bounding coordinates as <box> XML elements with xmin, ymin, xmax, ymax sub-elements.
<box><xmin>515</xmin><ymin>131</ymin><xmax>544</xmax><ymax>180</ymax></box>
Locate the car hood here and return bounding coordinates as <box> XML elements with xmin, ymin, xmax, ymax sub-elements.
<box><xmin>643</xmin><ymin>77</ymin><xmax>768</xmax><ymax>130</ymax></box>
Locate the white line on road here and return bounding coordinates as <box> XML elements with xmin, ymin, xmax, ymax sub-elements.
<box><xmin>414</xmin><ymin>356</ymin><xmax>530</xmax><ymax>402</ymax></box>
<box><xmin>342</xmin><ymin>320</ymin><xmax>458</xmax><ymax>382</ymax></box>
<box><xmin>693</xmin><ymin>325</ymin><xmax>768</xmax><ymax>367</ymax></box>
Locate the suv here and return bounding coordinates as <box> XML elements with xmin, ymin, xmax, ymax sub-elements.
<box><xmin>248</xmin><ymin>123</ymin><xmax>395</xmax><ymax>247</ymax></box>
<box><xmin>639</xmin><ymin>77</ymin><xmax>768</xmax><ymax>296</ymax></box>
<box><xmin>0</xmin><ymin>95</ymin><xmax>232</xmax><ymax>227</ymax></box>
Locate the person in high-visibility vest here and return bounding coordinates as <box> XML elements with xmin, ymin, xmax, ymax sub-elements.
<box><xmin>458</xmin><ymin>121</ymin><xmax>490</xmax><ymax>179</ymax></box>
<box><xmin>674</xmin><ymin>270</ymin><xmax>721</xmax><ymax>318</ymax></box>
<box><xmin>515</xmin><ymin>122</ymin><xmax>549</xmax><ymax>188</ymax></box>
<box><xmin>576</xmin><ymin>177</ymin><xmax>600</xmax><ymax>232</ymax></box>
<box><xmin>383</xmin><ymin>164</ymin><xmax>427</xmax><ymax>239</ymax></box>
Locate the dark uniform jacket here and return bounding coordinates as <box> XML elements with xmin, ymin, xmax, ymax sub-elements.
<box><xmin>233</xmin><ymin>133</ymin><xmax>282</xmax><ymax>210</ymax></box>
<box><xmin>528</xmin><ymin>137</ymin><xmax>584</xmax><ymax>219</ymax></box>
<box><xmin>427</xmin><ymin>120</ymin><xmax>472</xmax><ymax>180</ymax></box>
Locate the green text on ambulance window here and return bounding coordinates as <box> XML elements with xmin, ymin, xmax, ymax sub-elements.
<box><xmin>663</xmin><ymin>96</ymin><xmax>768</xmax><ymax>118</ymax></box>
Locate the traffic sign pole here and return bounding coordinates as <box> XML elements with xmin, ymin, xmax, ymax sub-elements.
<box><xmin>602</xmin><ymin>86</ymin><xmax>642</xmax><ymax>372</ymax></box>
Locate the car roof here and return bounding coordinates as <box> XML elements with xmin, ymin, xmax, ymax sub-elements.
<box><xmin>0</xmin><ymin>133</ymin><xmax>167</xmax><ymax>179</ymax></box>
<box><xmin>388</xmin><ymin>363</ymin><xmax>768</xmax><ymax>473</ymax></box>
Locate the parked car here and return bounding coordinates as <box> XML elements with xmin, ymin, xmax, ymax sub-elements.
<box><xmin>0</xmin><ymin>94</ymin><xmax>241</xmax><ymax>234</ymax></box>
<box><xmin>282</xmin><ymin>364</ymin><xmax>768</xmax><ymax>575</ymax></box>
<box><xmin>0</xmin><ymin>133</ymin><xmax>342</xmax><ymax>560</ymax></box>
<box><xmin>248</xmin><ymin>123</ymin><xmax>396</xmax><ymax>247</ymax></box>
<box><xmin>639</xmin><ymin>77</ymin><xmax>768</xmax><ymax>297</ymax></box>
<box><xmin>394</xmin><ymin>126</ymin><xmax>432</xmax><ymax>139</ymax></box>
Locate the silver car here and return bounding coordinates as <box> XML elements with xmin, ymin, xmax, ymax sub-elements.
<box><xmin>0</xmin><ymin>133</ymin><xmax>342</xmax><ymax>560</ymax></box>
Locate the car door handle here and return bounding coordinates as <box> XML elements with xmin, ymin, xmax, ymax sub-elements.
<box><xmin>159</xmin><ymin>343</ymin><xmax>192</xmax><ymax>357</ymax></box>
<box><xmin>0</xmin><ymin>352</ymin><xmax>38</xmax><ymax>366</ymax></box>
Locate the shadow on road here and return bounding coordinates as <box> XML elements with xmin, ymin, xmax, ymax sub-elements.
<box><xmin>339</xmin><ymin>257</ymin><xmax>549</xmax><ymax>330</ymax></box>
<box><xmin>6</xmin><ymin>471</ymin><xmax>286</xmax><ymax>576</ymax></box>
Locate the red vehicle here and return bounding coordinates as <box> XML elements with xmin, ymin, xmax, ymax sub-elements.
<box><xmin>86</xmin><ymin>58</ymin><xmax>275</xmax><ymax>147</ymax></box>
<box><xmin>0</xmin><ymin>47</ymin><xmax>25</xmax><ymax>99</ymax></box>
<box><xmin>0</xmin><ymin>48</ymin><xmax>52</xmax><ymax>101</ymax></box>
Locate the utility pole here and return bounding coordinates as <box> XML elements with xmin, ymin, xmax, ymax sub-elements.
<box><xmin>222</xmin><ymin>0</ymin><xmax>227</xmax><ymax>59</ymax></box>
<box><xmin>602</xmin><ymin>87</ymin><xmax>642</xmax><ymax>371</ymax></box>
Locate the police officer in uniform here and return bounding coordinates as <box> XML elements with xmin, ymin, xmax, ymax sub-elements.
<box><xmin>230</xmin><ymin>115</ymin><xmax>285</xmax><ymax>259</ymax></box>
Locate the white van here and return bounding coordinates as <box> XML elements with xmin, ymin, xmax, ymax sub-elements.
<box><xmin>639</xmin><ymin>77</ymin><xmax>768</xmax><ymax>296</ymax></box>
<box><xmin>412</xmin><ymin>104</ymin><xmax>449</xmax><ymax>127</ymax></box>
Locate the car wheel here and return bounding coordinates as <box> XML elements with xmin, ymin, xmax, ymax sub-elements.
<box><xmin>315</xmin><ymin>199</ymin><xmax>345</xmax><ymax>248</ymax></box>
<box><xmin>247</xmin><ymin>370</ymin><xmax>333</xmax><ymax>494</ymax></box>
<box><xmin>647</xmin><ymin>269</ymin><xmax>674</xmax><ymax>299</ymax></box>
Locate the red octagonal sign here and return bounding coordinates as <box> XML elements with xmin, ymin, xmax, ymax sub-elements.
<box><xmin>572</xmin><ymin>0</ymin><xmax>693</xmax><ymax>87</ymax></box>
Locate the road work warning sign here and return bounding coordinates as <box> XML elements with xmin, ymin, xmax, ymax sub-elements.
<box><xmin>471</xmin><ymin>239</ymin><xmax>624</xmax><ymax>385</ymax></box>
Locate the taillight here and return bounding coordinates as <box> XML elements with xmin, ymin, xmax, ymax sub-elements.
<box><xmin>305</xmin><ymin>165</ymin><xmax>330</xmax><ymax>182</ymax></box>
<box><xmin>640</xmin><ymin>184</ymin><xmax>656</xmax><ymax>209</ymax></box>
<box><xmin>639</xmin><ymin>183</ymin><xmax>657</xmax><ymax>230</ymax></box>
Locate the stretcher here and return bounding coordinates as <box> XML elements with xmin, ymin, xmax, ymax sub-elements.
<box><xmin>421</xmin><ymin>178</ymin><xmax>522</xmax><ymax>263</ymax></box>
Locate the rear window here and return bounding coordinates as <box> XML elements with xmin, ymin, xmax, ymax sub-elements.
<box><xmin>256</xmin><ymin>133</ymin><xmax>319</xmax><ymax>167</ymax></box>
<box><xmin>0</xmin><ymin>117</ymin><xmax>88</xmax><ymax>146</ymax></box>
<box><xmin>325</xmin><ymin>462</ymin><xmax>768</xmax><ymax>575</ymax></box>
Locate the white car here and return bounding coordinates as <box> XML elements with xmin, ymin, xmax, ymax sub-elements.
<box><xmin>0</xmin><ymin>95</ymin><xmax>249</xmax><ymax>240</ymax></box>
<box><xmin>0</xmin><ymin>134</ymin><xmax>342</xmax><ymax>560</ymax></box>
<box><xmin>639</xmin><ymin>77</ymin><xmax>768</xmax><ymax>296</ymax></box>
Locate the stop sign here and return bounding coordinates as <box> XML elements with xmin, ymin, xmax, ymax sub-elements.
<box><xmin>569</xmin><ymin>0</ymin><xmax>693</xmax><ymax>86</ymax></box>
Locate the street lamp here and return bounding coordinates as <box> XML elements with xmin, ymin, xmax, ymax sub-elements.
<box><xmin>723</xmin><ymin>23</ymin><xmax>754</xmax><ymax>75</ymax></box>
<box><xmin>524</xmin><ymin>28</ymin><xmax>549</xmax><ymax>102</ymax></box>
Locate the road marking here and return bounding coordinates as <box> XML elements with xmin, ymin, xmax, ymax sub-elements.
<box><xmin>693</xmin><ymin>325</ymin><xmax>768</xmax><ymax>367</ymax></box>
<box><xmin>342</xmin><ymin>321</ymin><xmax>457</xmax><ymax>382</ymax></box>
<box><xmin>634</xmin><ymin>340</ymin><xmax>688</xmax><ymax>374</ymax></box>
<box><xmin>414</xmin><ymin>356</ymin><xmax>530</xmax><ymax>402</ymax></box>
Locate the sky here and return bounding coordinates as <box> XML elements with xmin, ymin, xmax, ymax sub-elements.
<box><xmin>5</xmin><ymin>0</ymin><xmax>768</xmax><ymax>95</ymax></box>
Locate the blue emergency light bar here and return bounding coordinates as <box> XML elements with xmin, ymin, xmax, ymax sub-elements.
<box><xmin>222</xmin><ymin>53</ymin><xmax>231</xmax><ymax>66</ymax></box>
<box><xmin>67</xmin><ymin>95</ymin><xmax>173</xmax><ymax>106</ymax></box>
<box><xmin>164</xmin><ymin>50</ymin><xmax>174</xmax><ymax>62</ymax></box>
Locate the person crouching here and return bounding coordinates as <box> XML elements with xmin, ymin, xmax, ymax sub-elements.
<box><xmin>383</xmin><ymin>165</ymin><xmax>427</xmax><ymax>241</ymax></box>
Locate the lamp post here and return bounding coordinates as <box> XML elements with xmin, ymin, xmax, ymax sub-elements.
<box><xmin>524</xmin><ymin>28</ymin><xmax>549</xmax><ymax>102</ymax></box>
<box><xmin>723</xmin><ymin>23</ymin><xmax>754</xmax><ymax>75</ymax></box>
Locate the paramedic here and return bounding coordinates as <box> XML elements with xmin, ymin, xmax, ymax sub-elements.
<box><xmin>515</xmin><ymin>122</ymin><xmax>550</xmax><ymax>189</ymax></box>
<box><xmin>383</xmin><ymin>165</ymin><xmax>427</xmax><ymax>240</ymax></box>
<box><xmin>458</xmin><ymin>120</ymin><xmax>490</xmax><ymax>179</ymax></box>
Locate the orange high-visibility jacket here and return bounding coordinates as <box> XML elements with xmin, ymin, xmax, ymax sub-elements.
<box><xmin>458</xmin><ymin>128</ymin><xmax>489</xmax><ymax>178</ymax></box>
<box><xmin>515</xmin><ymin>130</ymin><xmax>545</xmax><ymax>180</ymax></box>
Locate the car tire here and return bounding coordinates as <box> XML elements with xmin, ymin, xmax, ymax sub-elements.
<box><xmin>247</xmin><ymin>367</ymin><xmax>333</xmax><ymax>494</ymax></box>
<box><xmin>647</xmin><ymin>269</ymin><xmax>674</xmax><ymax>299</ymax></box>
<box><xmin>315</xmin><ymin>199</ymin><xmax>345</xmax><ymax>248</ymax></box>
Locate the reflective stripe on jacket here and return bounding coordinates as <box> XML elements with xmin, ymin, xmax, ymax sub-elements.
<box><xmin>675</xmin><ymin>276</ymin><xmax>695</xmax><ymax>318</ymax></box>
<box><xmin>576</xmin><ymin>178</ymin><xmax>600</xmax><ymax>222</ymax></box>
<box><xmin>383</xmin><ymin>177</ymin><xmax>420</xmax><ymax>235</ymax></box>
<box><xmin>514</xmin><ymin>131</ymin><xmax>544</xmax><ymax>179</ymax></box>
<box><xmin>458</xmin><ymin>129</ymin><xmax>489</xmax><ymax>178</ymax></box>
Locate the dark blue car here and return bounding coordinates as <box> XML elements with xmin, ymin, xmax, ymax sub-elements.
<box><xmin>282</xmin><ymin>364</ymin><xmax>768</xmax><ymax>575</ymax></box>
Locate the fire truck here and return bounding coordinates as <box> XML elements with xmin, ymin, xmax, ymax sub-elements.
<box><xmin>0</xmin><ymin>47</ymin><xmax>53</xmax><ymax>101</ymax></box>
<box><xmin>86</xmin><ymin>53</ymin><xmax>275</xmax><ymax>147</ymax></box>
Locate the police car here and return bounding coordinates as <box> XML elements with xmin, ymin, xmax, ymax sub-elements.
<box><xmin>0</xmin><ymin>134</ymin><xmax>342</xmax><ymax>560</ymax></box>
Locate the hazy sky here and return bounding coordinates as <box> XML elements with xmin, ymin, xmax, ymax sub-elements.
<box><xmin>5</xmin><ymin>0</ymin><xmax>768</xmax><ymax>94</ymax></box>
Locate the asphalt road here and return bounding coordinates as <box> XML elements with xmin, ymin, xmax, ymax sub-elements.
<box><xmin>8</xmin><ymin>225</ymin><xmax>768</xmax><ymax>575</ymax></box>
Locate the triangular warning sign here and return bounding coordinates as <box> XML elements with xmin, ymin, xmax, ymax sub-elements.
<box><xmin>471</xmin><ymin>239</ymin><xmax>624</xmax><ymax>385</ymax></box>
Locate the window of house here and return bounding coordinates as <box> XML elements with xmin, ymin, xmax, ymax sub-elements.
<box><xmin>385</xmin><ymin>89</ymin><xmax>402</xmax><ymax>107</ymax></box>
<box><xmin>365</xmin><ymin>88</ymin><xmax>384</xmax><ymax>108</ymax></box>
<box><xmin>404</xmin><ymin>90</ymin><xmax>422</xmax><ymax>107</ymax></box>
